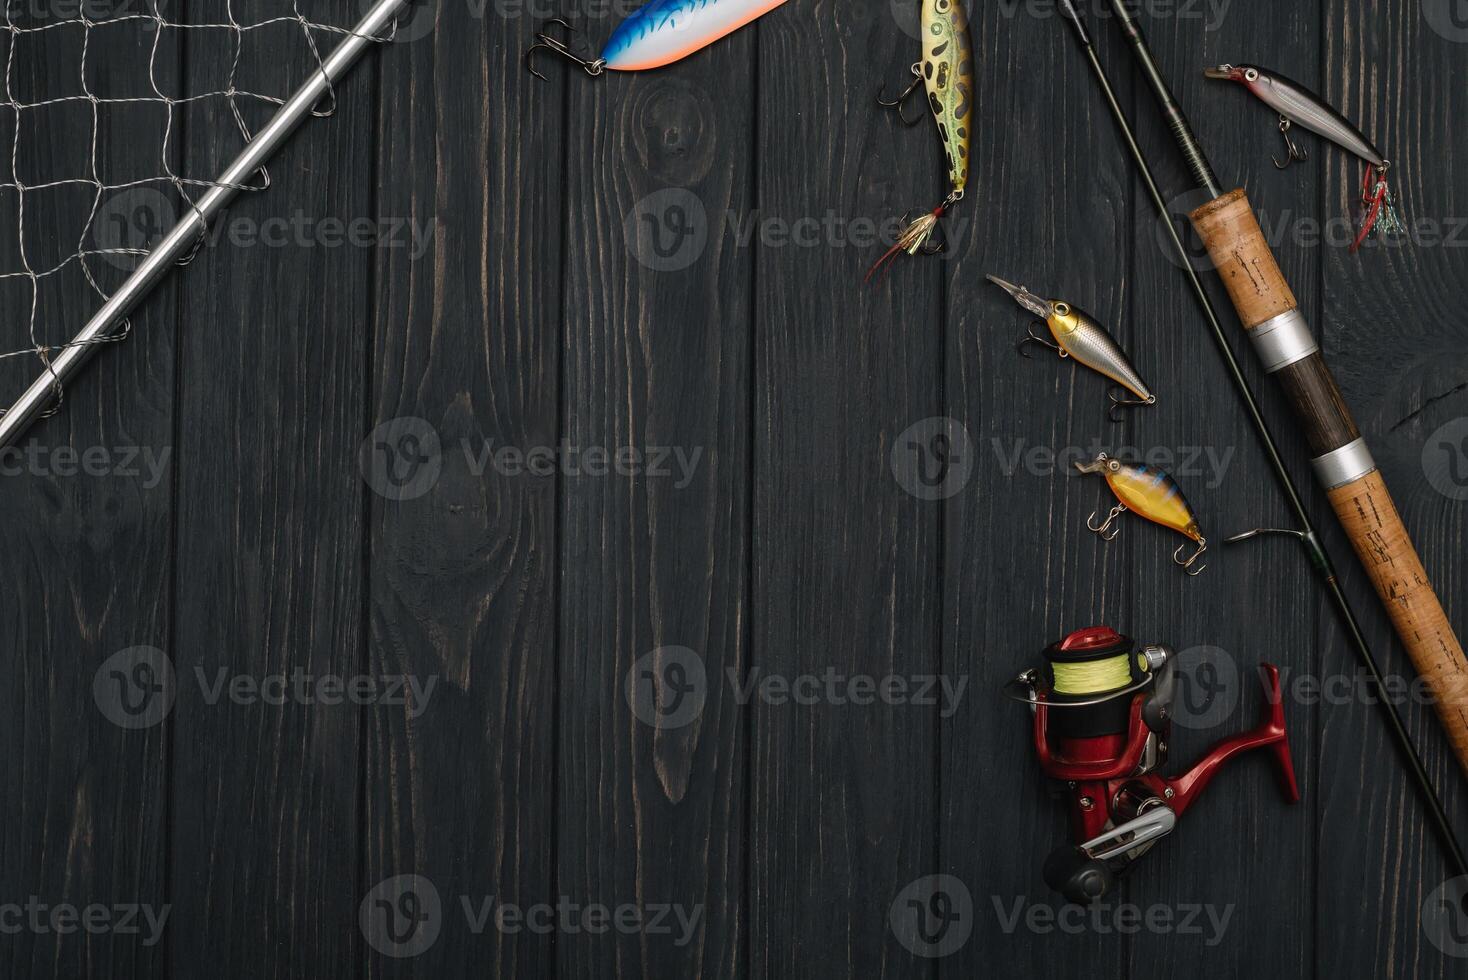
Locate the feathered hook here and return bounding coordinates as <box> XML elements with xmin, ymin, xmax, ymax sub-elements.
<box><xmin>865</xmin><ymin>191</ymin><xmax>962</xmax><ymax>285</ymax></box>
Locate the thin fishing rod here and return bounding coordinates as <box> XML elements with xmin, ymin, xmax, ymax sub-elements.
<box><xmin>1055</xmin><ymin>0</ymin><xmax>1468</xmax><ymax>880</ymax></box>
<box><xmin>1106</xmin><ymin>0</ymin><xmax>1468</xmax><ymax>815</ymax></box>
<box><xmin>1107</xmin><ymin>4</ymin><xmax>1222</xmax><ymax>199</ymax></box>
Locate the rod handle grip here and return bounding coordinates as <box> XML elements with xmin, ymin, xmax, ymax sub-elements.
<box><xmin>1328</xmin><ymin>471</ymin><xmax>1468</xmax><ymax>773</ymax></box>
<box><xmin>1190</xmin><ymin>189</ymin><xmax>1468</xmax><ymax>777</ymax></box>
<box><xmin>1189</xmin><ymin>189</ymin><xmax>1296</xmax><ymax>329</ymax></box>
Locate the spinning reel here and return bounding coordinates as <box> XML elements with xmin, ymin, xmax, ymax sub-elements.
<box><xmin>1005</xmin><ymin>627</ymin><xmax>1300</xmax><ymax>904</ymax></box>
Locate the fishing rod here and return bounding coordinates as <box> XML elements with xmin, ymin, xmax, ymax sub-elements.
<box><xmin>1103</xmin><ymin>1</ymin><xmax>1468</xmax><ymax>778</ymax></box>
<box><xmin>1054</xmin><ymin>0</ymin><xmax>1468</xmax><ymax>879</ymax></box>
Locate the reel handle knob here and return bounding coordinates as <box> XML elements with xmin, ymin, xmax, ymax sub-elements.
<box><xmin>1043</xmin><ymin>845</ymin><xmax>1115</xmax><ymax>904</ymax></box>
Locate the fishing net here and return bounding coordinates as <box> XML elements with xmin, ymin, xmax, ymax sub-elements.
<box><xmin>0</xmin><ymin>0</ymin><xmax>396</xmax><ymax>424</ymax></box>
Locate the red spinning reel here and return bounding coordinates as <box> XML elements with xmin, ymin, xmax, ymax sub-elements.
<box><xmin>1005</xmin><ymin>626</ymin><xmax>1300</xmax><ymax>903</ymax></box>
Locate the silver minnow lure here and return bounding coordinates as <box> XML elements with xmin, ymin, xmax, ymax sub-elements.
<box><xmin>1205</xmin><ymin>63</ymin><xmax>1403</xmax><ymax>251</ymax></box>
<box><xmin>988</xmin><ymin>275</ymin><xmax>1155</xmax><ymax>421</ymax></box>
<box><xmin>1204</xmin><ymin>64</ymin><xmax>1384</xmax><ymax>167</ymax></box>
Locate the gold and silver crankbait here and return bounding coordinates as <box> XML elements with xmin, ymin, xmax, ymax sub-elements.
<box><xmin>867</xmin><ymin>0</ymin><xmax>975</xmax><ymax>282</ymax></box>
<box><xmin>988</xmin><ymin>276</ymin><xmax>1155</xmax><ymax>422</ymax></box>
<box><xmin>1074</xmin><ymin>454</ymin><xmax>1208</xmax><ymax>576</ymax></box>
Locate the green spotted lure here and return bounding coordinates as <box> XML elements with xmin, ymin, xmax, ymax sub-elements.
<box><xmin>868</xmin><ymin>0</ymin><xmax>975</xmax><ymax>282</ymax></box>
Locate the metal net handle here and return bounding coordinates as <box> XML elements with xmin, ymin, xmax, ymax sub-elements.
<box><xmin>0</xmin><ymin>0</ymin><xmax>409</xmax><ymax>448</ymax></box>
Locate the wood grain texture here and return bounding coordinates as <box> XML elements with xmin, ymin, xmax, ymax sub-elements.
<box><xmin>362</xmin><ymin>3</ymin><xmax>560</xmax><ymax>978</ymax></box>
<box><xmin>1318</xmin><ymin>2</ymin><xmax>1468</xmax><ymax>977</ymax></box>
<box><xmin>167</xmin><ymin>4</ymin><xmax>373</xmax><ymax>973</ymax></box>
<box><xmin>0</xmin><ymin>19</ymin><xmax>173</xmax><ymax>980</ymax></box>
<box><xmin>555</xmin><ymin>8</ymin><xmax>752</xmax><ymax>980</ymax></box>
<box><xmin>749</xmin><ymin>3</ymin><xmax>939</xmax><ymax>976</ymax></box>
<box><xmin>4</xmin><ymin>1</ymin><xmax>1468</xmax><ymax>977</ymax></box>
<box><xmin>1273</xmin><ymin>354</ymin><xmax>1363</xmax><ymax>454</ymax></box>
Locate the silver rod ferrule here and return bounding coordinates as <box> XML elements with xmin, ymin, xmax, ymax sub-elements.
<box><xmin>1311</xmin><ymin>438</ymin><xmax>1378</xmax><ymax>490</ymax></box>
<box><xmin>1248</xmin><ymin>309</ymin><xmax>1320</xmax><ymax>374</ymax></box>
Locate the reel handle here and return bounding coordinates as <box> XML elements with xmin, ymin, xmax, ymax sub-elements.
<box><xmin>1161</xmin><ymin>663</ymin><xmax>1299</xmax><ymax>814</ymax></box>
<box><xmin>1045</xmin><ymin>807</ymin><xmax>1177</xmax><ymax>904</ymax></box>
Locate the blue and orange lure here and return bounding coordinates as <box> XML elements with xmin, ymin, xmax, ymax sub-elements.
<box><xmin>526</xmin><ymin>0</ymin><xmax>790</xmax><ymax>80</ymax></box>
<box><xmin>1075</xmin><ymin>454</ymin><xmax>1209</xmax><ymax>576</ymax></box>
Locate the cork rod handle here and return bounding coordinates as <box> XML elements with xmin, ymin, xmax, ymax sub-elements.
<box><xmin>1190</xmin><ymin>190</ymin><xmax>1468</xmax><ymax>775</ymax></box>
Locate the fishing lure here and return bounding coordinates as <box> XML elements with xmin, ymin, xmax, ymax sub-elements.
<box><xmin>988</xmin><ymin>276</ymin><xmax>1155</xmax><ymax>421</ymax></box>
<box><xmin>525</xmin><ymin>0</ymin><xmax>790</xmax><ymax>79</ymax></box>
<box><xmin>867</xmin><ymin>0</ymin><xmax>975</xmax><ymax>281</ymax></box>
<box><xmin>1074</xmin><ymin>454</ymin><xmax>1207</xmax><ymax>575</ymax></box>
<box><xmin>1204</xmin><ymin>63</ymin><xmax>1405</xmax><ymax>252</ymax></box>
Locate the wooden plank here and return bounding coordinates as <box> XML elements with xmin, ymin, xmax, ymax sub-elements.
<box><xmin>166</xmin><ymin>5</ymin><xmax>375</xmax><ymax>973</ymax></box>
<box><xmin>554</xmin><ymin>14</ymin><xmax>754</xmax><ymax>980</ymax></box>
<box><xmin>0</xmin><ymin>16</ymin><xmax>174</xmax><ymax>979</ymax></box>
<box><xmin>1317</xmin><ymin>1</ymin><xmax>1468</xmax><ymax>975</ymax></box>
<box><xmin>749</xmin><ymin>5</ymin><xmax>940</xmax><ymax>976</ymax></box>
<box><xmin>1121</xmin><ymin>2</ymin><xmax>1319</xmax><ymax>976</ymax></box>
<box><xmin>361</xmin><ymin>5</ymin><xmax>560</xmax><ymax>977</ymax></box>
<box><xmin>938</xmin><ymin>7</ymin><xmax>1131</xmax><ymax>975</ymax></box>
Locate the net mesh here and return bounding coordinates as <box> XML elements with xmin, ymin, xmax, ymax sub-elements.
<box><xmin>0</xmin><ymin>0</ymin><xmax>391</xmax><ymax>419</ymax></box>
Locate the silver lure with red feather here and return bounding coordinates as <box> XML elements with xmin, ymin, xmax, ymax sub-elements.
<box><xmin>1205</xmin><ymin>63</ymin><xmax>1405</xmax><ymax>252</ymax></box>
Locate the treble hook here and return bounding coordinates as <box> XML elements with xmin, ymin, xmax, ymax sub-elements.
<box><xmin>1087</xmin><ymin>503</ymin><xmax>1127</xmax><ymax>542</ymax></box>
<box><xmin>1173</xmin><ymin>539</ymin><xmax>1209</xmax><ymax>576</ymax></box>
<box><xmin>1107</xmin><ymin>388</ymin><xmax>1158</xmax><ymax>423</ymax></box>
<box><xmin>525</xmin><ymin>18</ymin><xmax>608</xmax><ymax>80</ymax></box>
<box><xmin>877</xmin><ymin>64</ymin><xmax>926</xmax><ymax>127</ymax></box>
<box><xmin>1272</xmin><ymin>116</ymin><xmax>1308</xmax><ymax>170</ymax></box>
<box><xmin>1016</xmin><ymin>322</ymin><xmax>1064</xmax><ymax>359</ymax></box>
<box><xmin>896</xmin><ymin>207</ymin><xmax>948</xmax><ymax>255</ymax></box>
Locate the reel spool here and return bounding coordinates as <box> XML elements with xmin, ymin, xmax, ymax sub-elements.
<box><xmin>1040</xmin><ymin>626</ymin><xmax>1156</xmax><ymax>736</ymax></box>
<box><xmin>1006</xmin><ymin>626</ymin><xmax>1299</xmax><ymax>905</ymax></box>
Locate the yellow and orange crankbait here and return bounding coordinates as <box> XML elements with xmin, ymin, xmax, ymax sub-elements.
<box><xmin>1075</xmin><ymin>454</ymin><xmax>1208</xmax><ymax>575</ymax></box>
<box><xmin>868</xmin><ymin>0</ymin><xmax>975</xmax><ymax>282</ymax></box>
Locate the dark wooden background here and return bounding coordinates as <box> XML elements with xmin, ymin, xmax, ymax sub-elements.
<box><xmin>4</xmin><ymin>0</ymin><xmax>1468</xmax><ymax>976</ymax></box>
